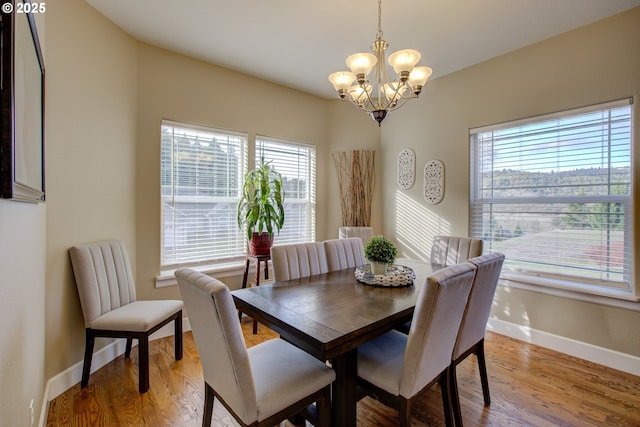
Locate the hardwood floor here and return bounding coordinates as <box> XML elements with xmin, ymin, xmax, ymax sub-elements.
<box><xmin>46</xmin><ymin>319</ymin><xmax>640</xmax><ymax>426</ymax></box>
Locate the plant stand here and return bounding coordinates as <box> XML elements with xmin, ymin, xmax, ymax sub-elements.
<box><xmin>238</xmin><ymin>253</ymin><xmax>271</xmax><ymax>334</ymax></box>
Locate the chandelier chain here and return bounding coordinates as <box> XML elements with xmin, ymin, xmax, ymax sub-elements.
<box><xmin>376</xmin><ymin>0</ymin><xmax>383</xmax><ymax>40</ymax></box>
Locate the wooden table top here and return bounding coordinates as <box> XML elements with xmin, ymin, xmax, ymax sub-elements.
<box><xmin>232</xmin><ymin>260</ymin><xmax>438</xmax><ymax>361</ymax></box>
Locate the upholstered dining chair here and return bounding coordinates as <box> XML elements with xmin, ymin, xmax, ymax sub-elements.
<box><xmin>449</xmin><ymin>252</ymin><xmax>505</xmax><ymax>427</ymax></box>
<box><xmin>324</xmin><ymin>237</ymin><xmax>367</xmax><ymax>271</ymax></box>
<box><xmin>175</xmin><ymin>269</ymin><xmax>335</xmax><ymax>427</ymax></box>
<box><xmin>338</xmin><ymin>226</ymin><xmax>374</xmax><ymax>245</ymax></box>
<box><xmin>69</xmin><ymin>240</ymin><xmax>183</xmax><ymax>393</ymax></box>
<box><xmin>356</xmin><ymin>262</ymin><xmax>477</xmax><ymax>427</ymax></box>
<box><xmin>270</xmin><ymin>242</ymin><xmax>329</xmax><ymax>282</ymax></box>
<box><xmin>430</xmin><ymin>235</ymin><xmax>483</xmax><ymax>266</ymax></box>
<box><xmin>395</xmin><ymin>236</ymin><xmax>484</xmax><ymax>336</ymax></box>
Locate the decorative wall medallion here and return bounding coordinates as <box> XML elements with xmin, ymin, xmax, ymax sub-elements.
<box><xmin>397</xmin><ymin>149</ymin><xmax>416</xmax><ymax>189</ymax></box>
<box><xmin>424</xmin><ymin>160</ymin><xmax>445</xmax><ymax>204</ymax></box>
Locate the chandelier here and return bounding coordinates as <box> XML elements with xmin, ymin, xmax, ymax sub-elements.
<box><xmin>328</xmin><ymin>0</ymin><xmax>432</xmax><ymax>126</ymax></box>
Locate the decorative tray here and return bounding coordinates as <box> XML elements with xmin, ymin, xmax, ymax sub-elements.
<box><xmin>355</xmin><ymin>264</ymin><xmax>416</xmax><ymax>287</ymax></box>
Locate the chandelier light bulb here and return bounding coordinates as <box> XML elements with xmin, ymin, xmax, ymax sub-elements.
<box><xmin>408</xmin><ymin>66</ymin><xmax>433</xmax><ymax>93</ymax></box>
<box><xmin>346</xmin><ymin>53</ymin><xmax>377</xmax><ymax>80</ymax></box>
<box><xmin>328</xmin><ymin>71</ymin><xmax>356</xmax><ymax>97</ymax></box>
<box><xmin>388</xmin><ymin>49</ymin><xmax>421</xmax><ymax>77</ymax></box>
<box><xmin>349</xmin><ymin>83</ymin><xmax>372</xmax><ymax>103</ymax></box>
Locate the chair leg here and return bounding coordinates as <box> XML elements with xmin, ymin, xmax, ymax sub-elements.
<box><xmin>138</xmin><ymin>336</ymin><xmax>150</xmax><ymax>393</ymax></box>
<box><xmin>202</xmin><ymin>383</ymin><xmax>215</xmax><ymax>427</ymax></box>
<box><xmin>81</xmin><ymin>329</ymin><xmax>95</xmax><ymax>388</ymax></box>
<box><xmin>125</xmin><ymin>338</ymin><xmax>133</xmax><ymax>358</ymax></box>
<box><xmin>440</xmin><ymin>368</ymin><xmax>454</xmax><ymax>427</ymax></box>
<box><xmin>175</xmin><ymin>314</ymin><xmax>183</xmax><ymax>360</ymax></box>
<box><xmin>449</xmin><ymin>363</ymin><xmax>463</xmax><ymax>427</ymax></box>
<box><xmin>476</xmin><ymin>339</ymin><xmax>491</xmax><ymax>405</ymax></box>
<box><xmin>399</xmin><ymin>398</ymin><xmax>412</xmax><ymax>427</ymax></box>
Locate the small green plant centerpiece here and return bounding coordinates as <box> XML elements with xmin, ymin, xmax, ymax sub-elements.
<box><xmin>237</xmin><ymin>158</ymin><xmax>285</xmax><ymax>256</ymax></box>
<box><xmin>364</xmin><ymin>235</ymin><xmax>397</xmax><ymax>275</ymax></box>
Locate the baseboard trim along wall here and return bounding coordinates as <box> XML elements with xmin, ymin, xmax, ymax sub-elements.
<box><xmin>39</xmin><ymin>316</ymin><xmax>639</xmax><ymax>426</ymax></box>
<box><xmin>38</xmin><ymin>317</ymin><xmax>191</xmax><ymax>427</ymax></box>
<box><xmin>487</xmin><ymin>317</ymin><xmax>640</xmax><ymax>377</ymax></box>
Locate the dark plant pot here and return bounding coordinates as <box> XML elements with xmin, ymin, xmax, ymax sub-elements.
<box><xmin>249</xmin><ymin>232</ymin><xmax>274</xmax><ymax>256</ymax></box>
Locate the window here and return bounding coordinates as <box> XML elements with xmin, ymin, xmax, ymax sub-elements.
<box><xmin>470</xmin><ymin>99</ymin><xmax>633</xmax><ymax>294</ymax></box>
<box><xmin>161</xmin><ymin>121</ymin><xmax>247</xmax><ymax>268</ymax></box>
<box><xmin>256</xmin><ymin>136</ymin><xmax>316</xmax><ymax>244</ymax></box>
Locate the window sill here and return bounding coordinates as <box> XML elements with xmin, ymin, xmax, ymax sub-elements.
<box><xmin>155</xmin><ymin>260</ymin><xmax>246</xmax><ymax>288</ymax></box>
<box><xmin>500</xmin><ymin>272</ymin><xmax>640</xmax><ymax>312</ymax></box>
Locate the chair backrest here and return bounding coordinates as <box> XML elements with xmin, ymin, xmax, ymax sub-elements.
<box><xmin>430</xmin><ymin>236</ymin><xmax>483</xmax><ymax>266</ymax></box>
<box><xmin>324</xmin><ymin>237</ymin><xmax>366</xmax><ymax>271</ymax></box>
<box><xmin>69</xmin><ymin>240</ymin><xmax>137</xmax><ymax>327</ymax></box>
<box><xmin>270</xmin><ymin>242</ymin><xmax>329</xmax><ymax>281</ymax></box>
<box><xmin>338</xmin><ymin>226</ymin><xmax>374</xmax><ymax>245</ymax></box>
<box><xmin>400</xmin><ymin>262</ymin><xmax>476</xmax><ymax>398</ymax></box>
<box><xmin>452</xmin><ymin>252</ymin><xmax>505</xmax><ymax>360</ymax></box>
<box><xmin>175</xmin><ymin>269</ymin><xmax>257</xmax><ymax>423</ymax></box>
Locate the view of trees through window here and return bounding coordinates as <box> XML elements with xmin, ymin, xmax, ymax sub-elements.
<box><xmin>470</xmin><ymin>100</ymin><xmax>632</xmax><ymax>289</ymax></box>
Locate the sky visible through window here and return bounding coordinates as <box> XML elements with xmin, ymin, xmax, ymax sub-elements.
<box><xmin>488</xmin><ymin>107</ymin><xmax>631</xmax><ymax>174</ymax></box>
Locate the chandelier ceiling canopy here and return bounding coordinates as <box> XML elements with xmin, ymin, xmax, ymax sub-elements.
<box><xmin>328</xmin><ymin>0</ymin><xmax>432</xmax><ymax>126</ymax></box>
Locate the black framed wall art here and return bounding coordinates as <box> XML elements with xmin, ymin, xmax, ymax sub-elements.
<box><xmin>1</xmin><ymin>0</ymin><xmax>45</xmax><ymax>202</ymax></box>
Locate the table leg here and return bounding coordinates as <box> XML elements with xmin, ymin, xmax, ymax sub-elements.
<box><xmin>332</xmin><ymin>348</ymin><xmax>357</xmax><ymax>427</ymax></box>
<box><xmin>252</xmin><ymin>258</ymin><xmax>260</xmax><ymax>334</ymax></box>
<box><xmin>238</xmin><ymin>258</ymin><xmax>251</xmax><ymax>323</ymax></box>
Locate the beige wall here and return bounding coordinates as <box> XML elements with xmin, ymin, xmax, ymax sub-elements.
<box><xmin>381</xmin><ymin>8</ymin><xmax>640</xmax><ymax>356</ymax></box>
<box><xmin>0</xmin><ymin>203</ymin><xmax>46</xmax><ymax>425</ymax></box>
<box><xmin>45</xmin><ymin>0</ymin><xmax>138</xmax><ymax>383</ymax></box>
<box><xmin>0</xmin><ymin>11</ymin><xmax>47</xmax><ymax>426</ymax></box>
<box><xmin>326</xmin><ymin>102</ymin><xmax>382</xmax><ymax>238</ymax></box>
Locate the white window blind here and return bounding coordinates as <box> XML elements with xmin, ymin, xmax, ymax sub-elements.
<box><xmin>256</xmin><ymin>137</ymin><xmax>316</xmax><ymax>245</ymax></box>
<box><xmin>470</xmin><ymin>99</ymin><xmax>633</xmax><ymax>292</ymax></box>
<box><xmin>161</xmin><ymin>121</ymin><xmax>247</xmax><ymax>268</ymax></box>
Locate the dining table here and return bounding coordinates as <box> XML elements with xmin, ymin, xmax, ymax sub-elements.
<box><xmin>231</xmin><ymin>258</ymin><xmax>438</xmax><ymax>427</ymax></box>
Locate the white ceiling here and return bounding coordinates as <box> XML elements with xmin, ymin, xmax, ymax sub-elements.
<box><xmin>86</xmin><ymin>0</ymin><xmax>640</xmax><ymax>99</ymax></box>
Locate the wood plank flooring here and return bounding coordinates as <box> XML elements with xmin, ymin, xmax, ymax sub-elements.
<box><xmin>46</xmin><ymin>319</ymin><xmax>640</xmax><ymax>426</ymax></box>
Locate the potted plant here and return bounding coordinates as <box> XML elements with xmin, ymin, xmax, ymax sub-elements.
<box><xmin>364</xmin><ymin>235</ymin><xmax>397</xmax><ymax>275</ymax></box>
<box><xmin>237</xmin><ymin>158</ymin><xmax>285</xmax><ymax>255</ymax></box>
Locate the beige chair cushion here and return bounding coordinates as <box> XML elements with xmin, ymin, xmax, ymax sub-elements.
<box><xmin>324</xmin><ymin>237</ymin><xmax>366</xmax><ymax>271</ymax></box>
<box><xmin>430</xmin><ymin>235</ymin><xmax>483</xmax><ymax>266</ymax></box>
<box><xmin>270</xmin><ymin>242</ymin><xmax>329</xmax><ymax>281</ymax></box>
<box><xmin>338</xmin><ymin>226</ymin><xmax>374</xmax><ymax>245</ymax></box>
<box><xmin>175</xmin><ymin>269</ymin><xmax>334</xmax><ymax>425</ymax></box>
<box><xmin>453</xmin><ymin>252</ymin><xmax>505</xmax><ymax>360</ymax></box>
<box><xmin>357</xmin><ymin>262</ymin><xmax>476</xmax><ymax>399</ymax></box>
<box><xmin>250</xmin><ymin>339</ymin><xmax>335</xmax><ymax>421</ymax></box>
<box><xmin>90</xmin><ymin>300</ymin><xmax>184</xmax><ymax>332</ymax></box>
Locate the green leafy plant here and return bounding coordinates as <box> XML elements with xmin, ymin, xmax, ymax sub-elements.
<box><xmin>237</xmin><ymin>158</ymin><xmax>285</xmax><ymax>241</ymax></box>
<box><xmin>364</xmin><ymin>235</ymin><xmax>397</xmax><ymax>264</ymax></box>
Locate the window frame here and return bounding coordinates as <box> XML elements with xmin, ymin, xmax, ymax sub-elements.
<box><xmin>160</xmin><ymin>120</ymin><xmax>248</xmax><ymax>270</ymax></box>
<box><xmin>469</xmin><ymin>98</ymin><xmax>637</xmax><ymax>301</ymax></box>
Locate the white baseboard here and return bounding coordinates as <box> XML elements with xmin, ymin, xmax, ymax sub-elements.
<box><xmin>487</xmin><ymin>317</ymin><xmax>640</xmax><ymax>377</ymax></box>
<box><xmin>38</xmin><ymin>317</ymin><xmax>191</xmax><ymax>427</ymax></box>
